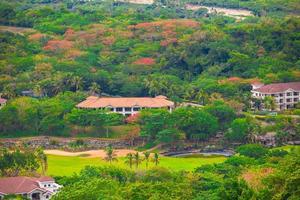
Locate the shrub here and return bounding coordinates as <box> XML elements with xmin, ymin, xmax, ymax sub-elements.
<box><xmin>225</xmin><ymin>155</ymin><xmax>257</xmax><ymax>167</ymax></box>
<box><xmin>237</xmin><ymin>144</ymin><xmax>268</xmax><ymax>159</ymax></box>
<box><xmin>268</xmin><ymin>149</ymin><xmax>288</xmax><ymax>157</ymax></box>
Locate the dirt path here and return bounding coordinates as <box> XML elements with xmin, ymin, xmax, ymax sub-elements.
<box><xmin>118</xmin><ymin>0</ymin><xmax>154</xmax><ymax>4</ymax></box>
<box><xmin>186</xmin><ymin>4</ymin><xmax>253</xmax><ymax>19</ymax></box>
<box><xmin>45</xmin><ymin>149</ymin><xmax>137</xmax><ymax>158</ymax></box>
<box><xmin>0</xmin><ymin>26</ymin><xmax>35</xmax><ymax>35</ymax></box>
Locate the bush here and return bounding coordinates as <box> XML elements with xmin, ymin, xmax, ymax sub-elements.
<box><xmin>225</xmin><ymin>155</ymin><xmax>257</xmax><ymax>167</ymax></box>
<box><xmin>237</xmin><ymin>144</ymin><xmax>268</xmax><ymax>159</ymax></box>
<box><xmin>268</xmin><ymin>149</ymin><xmax>288</xmax><ymax>157</ymax></box>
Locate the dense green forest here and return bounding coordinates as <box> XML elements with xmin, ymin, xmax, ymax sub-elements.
<box><xmin>0</xmin><ymin>0</ymin><xmax>300</xmax><ymax>138</ymax></box>
<box><xmin>0</xmin><ymin>1</ymin><xmax>300</xmax><ymax>200</ymax></box>
<box><xmin>0</xmin><ymin>0</ymin><xmax>299</xmax><ymax>100</ymax></box>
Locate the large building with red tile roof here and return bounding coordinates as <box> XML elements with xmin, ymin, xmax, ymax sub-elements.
<box><xmin>76</xmin><ymin>95</ymin><xmax>174</xmax><ymax>116</ymax></box>
<box><xmin>0</xmin><ymin>176</ymin><xmax>62</xmax><ymax>200</ymax></box>
<box><xmin>251</xmin><ymin>82</ymin><xmax>300</xmax><ymax>110</ymax></box>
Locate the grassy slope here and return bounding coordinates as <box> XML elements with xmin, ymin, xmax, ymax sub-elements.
<box><xmin>47</xmin><ymin>154</ymin><xmax>226</xmax><ymax>176</ymax></box>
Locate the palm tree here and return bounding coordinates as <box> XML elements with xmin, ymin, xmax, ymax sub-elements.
<box><xmin>143</xmin><ymin>152</ymin><xmax>151</xmax><ymax>168</ymax></box>
<box><xmin>3</xmin><ymin>84</ymin><xmax>16</xmax><ymax>99</ymax></box>
<box><xmin>36</xmin><ymin>147</ymin><xmax>48</xmax><ymax>175</ymax></box>
<box><xmin>71</xmin><ymin>76</ymin><xmax>82</xmax><ymax>91</ymax></box>
<box><xmin>246</xmin><ymin>118</ymin><xmax>261</xmax><ymax>143</ymax></box>
<box><xmin>104</xmin><ymin>145</ymin><xmax>117</xmax><ymax>164</ymax></box>
<box><xmin>196</xmin><ymin>89</ymin><xmax>208</xmax><ymax>105</ymax></box>
<box><xmin>133</xmin><ymin>152</ymin><xmax>142</xmax><ymax>169</ymax></box>
<box><xmin>263</xmin><ymin>96</ymin><xmax>276</xmax><ymax>111</ymax></box>
<box><xmin>52</xmin><ymin>77</ymin><xmax>65</xmax><ymax>95</ymax></box>
<box><xmin>89</xmin><ymin>82</ymin><xmax>100</xmax><ymax>96</ymax></box>
<box><xmin>153</xmin><ymin>153</ymin><xmax>159</xmax><ymax>166</ymax></box>
<box><xmin>33</xmin><ymin>84</ymin><xmax>44</xmax><ymax>97</ymax></box>
<box><xmin>125</xmin><ymin>153</ymin><xmax>134</xmax><ymax>169</ymax></box>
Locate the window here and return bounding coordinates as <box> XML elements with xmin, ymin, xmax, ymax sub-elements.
<box><xmin>116</xmin><ymin>107</ymin><xmax>123</xmax><ymax>112</ymax></box>
<box><xmin>48</xmin><ymin>184</ymin><xmax>50</xmax><ymax>187</ymax></box>
<box><xmin>287</xmin><ymin>92</ymin><xmax>291</xmax><ymax>96</ymax></box>
<box><xmin>125</xmin><ymin>107</ymin><xmax>131</xmax><ymax>112</ymax></box>
<box><xmin>287</xmin><ymin>98</ymin><xmax>291</xmax><ymax>102</ymax></box>
<box><xmin>109</xmin><ymin>108</ymin><xmax>114</xmax><ymax>111</ymax></box>
<box><xmin>294</xmin><ymin>92</ymin><xmax>299</xmax><ymax>96</ymax></box>
<box><xmin>280</xmin><ymin>99</ymin><xmax>283</xmax><ymax>103</ymax></box>
<box><xmin>294</xmin><ymin>98</ymin><xmax>299</xmax><ymax>102</ymax></box>
<box><xmin>133</xmin><ymin>107</ymin><xmax>140</xmax><ymax>111</ymax></box>
<box><xmin>46</xmin><ymin>195</ymin><xmax>49</xmax><ymax>199</ymax></box>
<box><xmin>279</xmin><ymin>93</ymin><xmax>283</xmax><ymax>97</ymax></box>
<box><xmin>271</xmin><ymin>94</ymin><xmax>275</xmax><ymax>97</ymax></box>
<box><xmin>44</xmin><ymin>185</ymin><xmax>47</xmax><ymax>187</ymax></box>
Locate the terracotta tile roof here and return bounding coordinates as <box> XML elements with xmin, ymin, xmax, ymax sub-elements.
<box><xmin>253</xmin><ymin>82</ymin><xmax>300</xmax><ymax>93</ymax></box>
<box><xmin>77</xmin><ymin>96</ymin><xmax>174</xmax><ymax>109</ymax></box>
<box><xmin>0</xmin><ymin>176</ymin><xmax>53</xmax><ymax>194</ymax></box>
<box><xmin>0</xmin><ymin>98</ymin><xmax>7</xmax><ymax>104</ymax></box>
<box><xmin>36</xmin><ymin>176</ymin><xmax>54</xmax><ymax>182</ymax></box>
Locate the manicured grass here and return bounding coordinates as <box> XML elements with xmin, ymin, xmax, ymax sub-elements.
<box><xmin>274</xmin><ymin>145</ymin><xmax>300</xmax><ymax>152</ymax></box>
<box><xmin>46</xmin><ymin>154</ymin><xmax>226</xmax><ymax>176</ymax></box>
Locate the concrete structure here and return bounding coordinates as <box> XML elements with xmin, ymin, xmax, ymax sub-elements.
<box><xmin>76</xmin><ymin>95</ymin><xmax>174</xmax><ymax>116</ymax></box>
<box><xmin>0</xmin><ymin>176</ymin><xmax>62</xmax><ymax>200</ymax></box>
<box><xmin>0</xmin><ymin>98</ymin><xmax>7</xmax><ymax>109</ymax></box>
<box><xmin>251</xmin><ymin>82</ymin><xmax>300</xmax><ymax>110</ymax></box>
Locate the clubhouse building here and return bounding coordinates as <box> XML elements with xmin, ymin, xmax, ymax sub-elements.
<box><xmin>76</xmin><ymin>95</ymin><xmax>175</xmax><ymax>116</ymax></box>
<box><xmin>0</xmin><ymin>176</ymin><xmax>62</xmax><ymax>200</ymax></box>
<box><xmin>251</xmin><ymin>82</ymin><xmax>300</xmax><ymax>110</ymax></box>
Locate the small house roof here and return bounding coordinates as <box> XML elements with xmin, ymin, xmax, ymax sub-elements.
<box><xmin>0</xmin><ymin>98</ymin><xmax>7</xmax><ymax>104</ymax></box>
<box><xmin>0</xmin><ymin>176</ymin><xmax>53</xmax><ymax>195</ymax></box>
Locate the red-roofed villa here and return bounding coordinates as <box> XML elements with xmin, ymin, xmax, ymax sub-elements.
<box><xmin>76</xmin><ymin>95</ymin><xmax>174</xmax><ymax>116</ymax></box>
<box><xmin>0</xmin><ymin>176</ymin><xmax>62</xmax><ymax>200</ymax></box>
<box><xmin>251</xmin><ymin>82</ymin><xmax>300</xmax><ymax>110</ymax></box>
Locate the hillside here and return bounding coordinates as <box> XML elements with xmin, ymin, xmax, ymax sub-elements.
<box><xmin>0</xmin><ymin>0</ymin><xmax>299</xmax><ymax>100</ymax></box>
<box><xmin>0</xmin><ymin>1</ymin><xmax>300</xmax><ymax>200</ymax></box>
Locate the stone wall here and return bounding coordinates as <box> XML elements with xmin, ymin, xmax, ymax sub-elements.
<box><xmin>0</xmin><ymin>136</ymin><xmax>141</xmax><ymax>150</ymax></box>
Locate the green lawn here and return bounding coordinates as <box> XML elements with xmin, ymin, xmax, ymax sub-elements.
<box><xmin>274</xmin><ymin>145</ymin><xmax>300</xmax><ymax>152</ymax></box>
<box><xmin>47</xmin><ymin>154</ymin><xmax>226</xmax><ymax>176</ymax></box>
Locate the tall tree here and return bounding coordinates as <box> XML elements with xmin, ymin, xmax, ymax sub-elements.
<box><xmin>71</xmin><ymin>76</ymin><xmax>83</xmax><ymax>92</ymax></box>
<box><xmin>143</xmin><ymin>152</ymin><xmax>150</xmax><ymax>168</ymax></box>
<box><xmin>195</xmin><ymin>89</ymin><xmax>209</xmax><ymax>105</ymax></box>
<box><xmin>153</xmin><ymin>153</ymin><xmax>159</xmax><ymax>166</ymax></box>
<box><xmin>133</xmin><ymin>152</ymin><xmax>142</xmax><ymax>169</ymax></box>
<box><xmin>125</xmin><ymin>153</ymin><xmax>134</xmax><ymax>169</ymax></box>
<box><xmin>36</xmin><ymin>147</ymin><xmax>48</xmax><ymax>175</ymax></box>
<box><xmin>104</xmin><ymin>145</ymin><xmax>117</xmax><ymax>164</ymax></box>
<box><xmin>263</xmin><ymin>96</ymin><xmax>276</xmax><ymax>111</ymax></box>
<box><xmin>89</xmin><ymin>82</ymin><xmax>100</xmax><ymax>96</ymax></box>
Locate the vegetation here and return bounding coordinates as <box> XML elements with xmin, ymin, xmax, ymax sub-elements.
<box><xmin>0</xmin><ymin>147</ymin><xmax>47</xmax><ymax>176</ymax></box>
<box><xmin>0</xmin><ymin>0</ymin><xmax>299</xmax><ymax>199</ymax></box>
<box><xmin>46</xmin><ymin>154</ymin><xmax>226</xmax><ymax>176</ymax></box>
<box><xmin>52</xmin><ymin>145</ymin><xmax>300</xmax><ymax>200</ymax></box>
<box><xmin>0</xmin><ymin>0</ymin><xmax>299</xmax><ymax>140</ymax></box>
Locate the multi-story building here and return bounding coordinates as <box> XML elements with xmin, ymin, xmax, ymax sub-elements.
<box><xmin>76</xmin><ymin>95</ymin><xmax>174</xmax><ymax>116</ymax></box>
<box><xmin>251</xmin><ymin>82</ymin><xmax>300</xmax><ymax>110</ymax></box>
